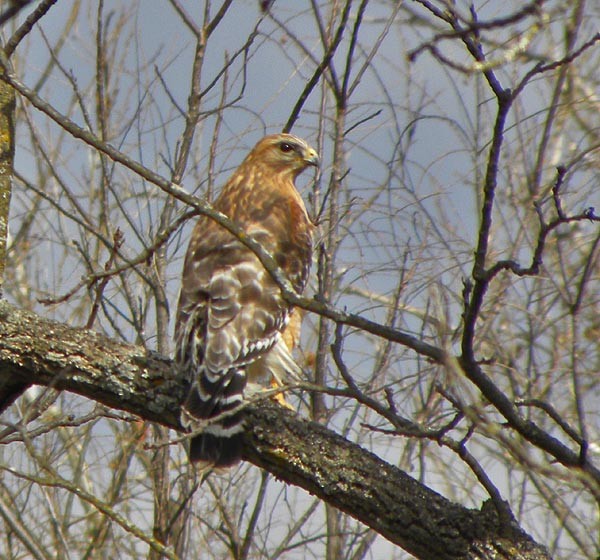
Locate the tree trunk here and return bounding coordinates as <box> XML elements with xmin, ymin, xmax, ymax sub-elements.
<box><xmin>0</xmin><ymin>61</ymin><xmax>29</xmax><ymax>410</ymax></box>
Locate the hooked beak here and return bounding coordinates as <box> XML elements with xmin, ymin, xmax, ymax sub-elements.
<box><xmin>303</xmin><ymin>148</ymin><xmax>319</xmax><ymax>168</ymax></box>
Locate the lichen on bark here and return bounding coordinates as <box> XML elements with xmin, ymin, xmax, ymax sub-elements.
<box><xmin>0</xmin><ymin>77</ymin><xmax>15</xmax><ymax>294</ymax></box>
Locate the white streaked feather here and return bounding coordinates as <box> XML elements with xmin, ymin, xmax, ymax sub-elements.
<box><xmin>218</xmin><ymin>393</ymin><xmax>245</xmax><ymax>407</ymax></box>
<box><xmin>246</xmin><ymin>333</ymin><xmax>302</xmax><ymax>385</ymax></box>
<box><xmin>203</xmin><ymin>423</ymin><xmax>245</xmax><ymax>438</ymax></box>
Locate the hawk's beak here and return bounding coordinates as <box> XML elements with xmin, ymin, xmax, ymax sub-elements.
<box><xmin>304</xmin><ymin>149</ymin><xmax>319</xmax><ymax>168</ymax></box>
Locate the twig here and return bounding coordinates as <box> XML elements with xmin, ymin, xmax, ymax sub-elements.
<box><xmin>484</xmin><ymin>167</ymin><xmax>599</xmax><ymax>281</ymax></box>
<box><xmin>331</xmin><ymin>322</ymin><xmax>416</xmax><ymax>432</ymax></box>
<box><xmin>343</xmin><ymin>109</ymin><xmax>382</xmax><ymax>136</ymax></box>
<box><xmin>85</xmin><ymin>228</ymin><xmax>124</xmax><ymax>329</ymax></box>
<box><xmin>38</xmin><ymin>210</ymin><xmax>197</xmax><ymax>306</ymax></box>
<box><xmin>0</xmin><ymin>0</ymin><xmax>37</xmax><ymax>28</ymax></box>
<box><xmin>167</xmin><ymin>0</ymin><xmax>201</xmax><ymax>37</ymax></box>
<box><xmin>515</xmin><ymin>398</ymin><xmax>583</xmax><ymax>446</ymax></box>
<box><xmin>513</xmin><ymin>32</ymin><xmax>600</xmax><ymax>98</ymax></box>
<box><xmin>4</xmin><ymin>466</ymin><xmax>180</xmax><ymax>560</ymax></box>
<box><xmin>409</xmin><ymin>0</ymin><xmax>545</xmax><ymax>62</ymax></box>
<box><xmin>0</xmin><ymin>488</ymin><xmax>49</xmax><ymax>560</ymax></box>
<box><xmin>413</xmin><ymin>1</ymin><xmax>600</xmax><ymax>489</ymax></box>
<box><xmin>4</xmin><ymin>0</ymin><xmax>59</xmax><ymax>56</ymax></box>
<box><xmin>283</xmin><ymin>0</ymin><xmax>353</xmax><ymax>131</ymax></box>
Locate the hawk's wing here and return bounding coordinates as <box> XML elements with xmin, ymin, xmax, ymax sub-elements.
<box><xmin>175</xmin><ymin>226</ymin><xmax>294</xmax><ymax>466</ymax></box>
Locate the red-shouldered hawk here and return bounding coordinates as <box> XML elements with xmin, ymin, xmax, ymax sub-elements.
<box><xmin>174</xmin><ymin>133</ymin><xmax>317</xmax><ymax>468</ymax></box>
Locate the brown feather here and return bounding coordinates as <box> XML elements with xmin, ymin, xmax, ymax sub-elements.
<box><xmin>174</xmin><ymin>133</ymin><xmax>317</xmax><ymax>468</ymax></box>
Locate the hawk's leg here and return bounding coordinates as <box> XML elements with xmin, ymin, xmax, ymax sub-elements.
<box><xmin>270</xmin><ymin>376</ymin><xmax>294</xmax><ymax>410</ymax></box>
<box><xmin>245</xmin><ymin>378</ymin><xmax>294</xmax><ymax>410</ymax></box>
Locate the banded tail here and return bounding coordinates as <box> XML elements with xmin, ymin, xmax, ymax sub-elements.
<box><xmin>180</xmin><ymin>366</ymin><xmax>246</xmax><ymax>468</ymax></box>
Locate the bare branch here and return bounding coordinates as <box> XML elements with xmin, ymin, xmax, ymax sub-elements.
<box><xmin>4</xmin><ymin>0</ymin><xmax>59</xmax><ymax>57</ymax></box>
<box><xmin>283</xmin><ymin>0</ymin><xmax>353</xmax><ymax>131</ymax></box>
<box><xmin>0</xmin><ymin>300</ymin><xmax>551</xmax><ymax>560</ymax></box>
<box><xmin>0</xmin><ymin>0</ymin><xmax>37</xmax><ymax>28</ymax></box>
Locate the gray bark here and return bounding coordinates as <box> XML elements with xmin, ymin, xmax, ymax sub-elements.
<box><xmin>0</xmin><ymin>300</ymin><xmax>550</xmax><ymax>560</ymax></box>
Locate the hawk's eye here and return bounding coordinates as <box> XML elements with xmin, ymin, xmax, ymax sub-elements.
<box><xmin>279</xmin><ymin>142</ymin><xmax>294</xmax><ymax>153</ymax></box>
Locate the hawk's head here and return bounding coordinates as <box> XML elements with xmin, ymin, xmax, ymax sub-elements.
<box><xmin>246</xmin><ymin>133</ymin><xmax>319</xmax><ymax>179</ymax></box>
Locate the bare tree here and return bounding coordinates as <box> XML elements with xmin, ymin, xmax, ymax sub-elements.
<box><xmin>0</xmin><ymin>1</ymin><xmax>598</xmax><ymax>559</ymax></box>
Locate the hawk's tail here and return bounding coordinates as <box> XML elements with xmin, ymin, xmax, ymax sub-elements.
<box><xmin>181</xmin><ymin>367</ymin><xmax>246</xmax><ymax>468</ymax></box>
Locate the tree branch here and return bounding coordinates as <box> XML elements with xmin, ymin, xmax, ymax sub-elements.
<box><xmin>0</xmin><ymin>300</ymin><xmax>550</xmax><ymax>560</ymax></box>
<box><xmin>0</xmin><ymin>60</ymin><xmax>444</xmax><ymax>364</ymax></box>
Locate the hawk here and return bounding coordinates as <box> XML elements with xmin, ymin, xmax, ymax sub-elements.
<box><xmin>174</xmin><ymin>133</ymin><xmax>317</xmax><ymax>468</ymax></box>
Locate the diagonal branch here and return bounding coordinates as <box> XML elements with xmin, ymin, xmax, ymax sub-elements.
<box><xmin>0</xmin><ymin>57</ymin><xmax>444</xmax><ymax>363</ymax></box>
<box><xmin>0</xmin><ymin>299</ymin><xmax>549</xmax><ymax>560</ymax></box>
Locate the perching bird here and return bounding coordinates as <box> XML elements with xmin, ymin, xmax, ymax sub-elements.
<box><xmin>174</xmin><ymin>133</ymin><xmax>317</xmax><ymax>468</ymax></box>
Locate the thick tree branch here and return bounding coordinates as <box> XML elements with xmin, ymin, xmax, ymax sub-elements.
<box><xmin>0</xmin><ymin>300</ymin><xmax>549</xmax><ymax>560</ymax></box>
<box><xmin>0</xmin><ymin>300</ymin><xmax>181</xmax><ymax>423</ymax></box>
